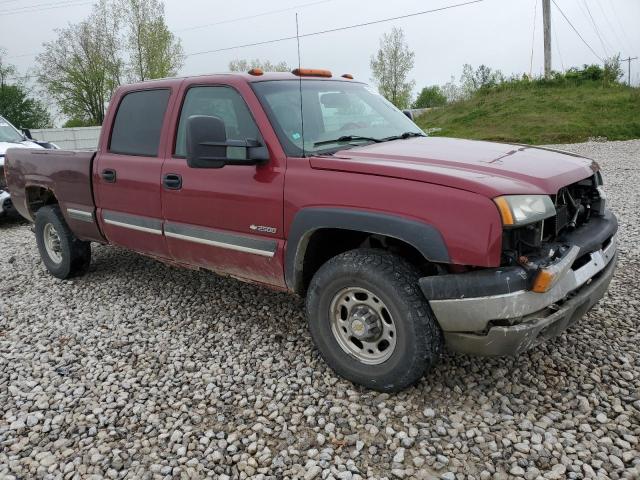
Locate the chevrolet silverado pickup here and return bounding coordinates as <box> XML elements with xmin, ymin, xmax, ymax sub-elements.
<box><xmin>5</xmin><ymin>69</ymin><xmax>618</xmax><ymax>392</ymax></box>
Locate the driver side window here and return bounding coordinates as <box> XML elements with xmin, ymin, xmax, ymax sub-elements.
<box><xmin>174</xmin><ymin>86</ymin><xmax>259</xmax><ymax>157</ymax></box>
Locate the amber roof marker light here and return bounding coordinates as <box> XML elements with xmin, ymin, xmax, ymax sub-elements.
<box><xmin>292</xmin><ymin>68</ymin><xmax>332</xmax><ymax>78</ymax></box>
<box><xmin>341</xmin><ymin>74</ymin><xmax>354</xmax><ymax>79</ymax></box>
<box><xmin>248</xmin><ymin>68</ymin><xmax>264</xmax><ymax>76</ymax></box>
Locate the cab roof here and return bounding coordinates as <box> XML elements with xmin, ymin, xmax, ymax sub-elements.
<box><xmin>124</xmin><ymin>71</ymin><xmax>360</xmax><ymax>88</ymax></box>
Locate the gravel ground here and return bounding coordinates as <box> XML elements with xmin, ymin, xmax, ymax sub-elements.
<box><xmin>1</xmin><ymin>140</ymin><xmax>639</xmax><ymax>480</ymax></box>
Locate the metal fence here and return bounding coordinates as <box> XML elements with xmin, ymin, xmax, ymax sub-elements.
<box><xmin>30</xmin><ymin>126</ymin><xmax>101</xmax><ymax>151</ymax></box>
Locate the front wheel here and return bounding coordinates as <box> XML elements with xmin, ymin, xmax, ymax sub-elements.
<box><xmin>306</xmin><ymin>249</ymin><xmax>443</xmax><ymax>392</ymax></box>
<box><xmin>35</xmin><ymin>205</ymin><xmax>91</xmax><ymax>279</ymax></box>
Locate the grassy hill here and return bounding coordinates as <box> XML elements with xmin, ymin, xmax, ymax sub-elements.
<box><xmin>416</xmin><ymin>81</ymin><xmax>640</xmax><ymax>145</ymax></box>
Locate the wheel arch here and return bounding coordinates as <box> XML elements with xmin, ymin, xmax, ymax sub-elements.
<box><xmin>25</xmin><ymin>185</ymin><xmax>59</xmax><ymax>220</ymax></box>
<box><xmin>285</xmin><ymin>208</ymin><xmax>450</xmax><ymax>294</ymax></box>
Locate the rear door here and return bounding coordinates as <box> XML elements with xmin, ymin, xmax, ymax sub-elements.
<box><xmin>160</xmin><ymin>79</ymin><xmax>287</xmax><ymax>287</ymax></box>
<box><xmin>94</xmin><ymin>86</ymin><xmax>175</xmax><ymax>258</ymax></box>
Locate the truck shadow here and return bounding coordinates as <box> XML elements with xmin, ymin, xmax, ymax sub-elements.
<box><xmin>0</xmin><ymin>214</ymin><xmax>28</xmax><ymax>230</ymax></box>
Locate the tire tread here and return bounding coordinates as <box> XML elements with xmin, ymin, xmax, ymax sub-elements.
<box><xmin>306</xmin><ymin>248</ymin><xmax>442</xmax><ymax>392</ymax></box>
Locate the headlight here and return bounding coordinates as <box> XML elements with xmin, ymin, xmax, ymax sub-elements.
<box><xmin>494</xmin><ymin>195</ymin><xmax>556</xmax><ymax>227</ymax></box>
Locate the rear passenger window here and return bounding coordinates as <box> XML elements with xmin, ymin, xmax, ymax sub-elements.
<box><xmin>109</xmin><ymin>89</ymin><xmax>171</xmax><ymax>156</ymax></box>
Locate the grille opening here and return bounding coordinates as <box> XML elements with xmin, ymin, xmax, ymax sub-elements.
<box><xmin>501</xmin><ymin>174</ymin><xmax>603</xmax><ymax>264</ymax></box>
<box><xmin>571</xmin><ymin>253</ymin><xmax>593</xmax><ymax>271</ymax></box>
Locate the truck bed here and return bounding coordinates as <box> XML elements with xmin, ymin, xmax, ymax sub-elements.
<box><xmin>5</xmin><ymin>148</ymin><xmax>105</xmax><ymax>243</ymax></box>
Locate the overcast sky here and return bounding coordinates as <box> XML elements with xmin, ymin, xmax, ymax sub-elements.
<box><xmin>2</xmin><ymin>0</ymin><xmax>639</xmax><ymax>91</ymax></box>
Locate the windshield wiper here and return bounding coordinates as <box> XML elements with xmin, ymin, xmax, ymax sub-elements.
<box><xmin>382</xmin><ymin>131</ymin><xmax>426</xmax><ymax>141</ymax></box>
<box><xmin>313</xmin><ymin>135</ymin><xmax>383</xmax><ymax>147</ymax></box>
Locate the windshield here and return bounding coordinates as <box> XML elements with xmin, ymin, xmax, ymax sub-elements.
<box><xmin>0</xmin><ymin>116</ymin><xmax>25</xmax><ymax>143</ymax></box>
<box><xmin>251</xmin><ymin>80</ymin><xmax>423</xmax><ymax>156</ymax></box>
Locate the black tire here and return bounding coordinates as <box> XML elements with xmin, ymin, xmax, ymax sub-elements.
<box><xmin>306</xmin><ymin>248</ymin><xmax>443</xmax><ymax>392</ymax></box>
<box><xmin>35</xmin><ymin>205</ymin><xmax>91</xmax><ymax>279</ymax></box>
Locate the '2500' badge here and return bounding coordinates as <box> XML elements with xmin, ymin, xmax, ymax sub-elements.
<box><xmin>250</xmin><ymin>224</ymin><xmax>277</xmax><ymax>234</ymax></box>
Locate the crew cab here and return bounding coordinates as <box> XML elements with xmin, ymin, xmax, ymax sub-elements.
<box><xmin>5</xmin><ymin>69</ymin><xmax>618</xmax><ymax>391</ymax></box>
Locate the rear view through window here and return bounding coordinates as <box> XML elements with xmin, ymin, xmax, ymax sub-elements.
<box><xmin>109</xmin><ymin>89</ymin><xmax>171</xmax><ymax>157</ymax></box>
<box><xmin>252</xmin><ymin>80</ymin><xmax>423</xmax><ymax>157</ymax></box>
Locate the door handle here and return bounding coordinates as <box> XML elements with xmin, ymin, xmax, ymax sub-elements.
<box><xmin>101</xmin><ymin>169</ymin><xmax>117</xmax><ymax>183</ymax></box>
<box><xmin>163</xmin><ymin>173</ymin><xmax>182</xmax><ymax>190</ymax></box>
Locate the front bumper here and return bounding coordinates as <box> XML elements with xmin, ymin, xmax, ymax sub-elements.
<box><xmin>420</xmin><ymin>212</ymin><xmax>618</xmax><ymax>356</ymax></box>
<box><xmin>0</xmin><ymin>190</ymin><xmax>11</xmax><ymax>215</ymax></box>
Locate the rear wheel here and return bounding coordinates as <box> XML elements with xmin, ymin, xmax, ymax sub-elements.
<box><xmin>306</xmin><ymin>248</ymin><xmax>443</xmax><ymax>392</ymax></box>
<box><xmin>35</xmin><ymin>205</ymin><xmax>91</xmax><ymax>279</ymax></box>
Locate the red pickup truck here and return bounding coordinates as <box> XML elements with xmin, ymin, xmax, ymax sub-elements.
<box><xmin>5</xmin><ymin>69</ymin><xmax>618</xmax><ymax>391</ymax></box>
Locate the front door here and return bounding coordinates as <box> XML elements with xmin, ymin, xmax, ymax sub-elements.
<box><xmin>94</xmin><ymin>87</ymin><xmax>174</xmax><ymax>258</ymax></box>
<box><xmin>160</xmin><ymin>82</ymin><xmax>286</xmax><ymax>287</ymax></box>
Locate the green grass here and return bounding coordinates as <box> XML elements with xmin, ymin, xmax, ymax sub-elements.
<box><xmin>416</xmin><ymin>81</ymin><xmax>640</xmax><ymax>145</ymax></box>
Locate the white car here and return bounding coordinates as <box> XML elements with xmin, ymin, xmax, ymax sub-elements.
<box><xmin>0</xmin><ymin>115</ymin><xmax>45</xmax><ymax>216</ymax></box>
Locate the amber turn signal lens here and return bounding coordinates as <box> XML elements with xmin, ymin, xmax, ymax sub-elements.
<box><xmin>532</xmin><ymin>269</ymin><xmax>555</xmax><ymax>293</ymax></box>
<box><xmin>248</xmin><ymin>68</ymin><xmax>264</xmax><ymax>76</ymax></box>
<box><xmin>494</xmin><ymin>196</ymin><xmax>514</xmax><ymax>226</ymax></box>
<box><xmin>292</xmin><ymin>68</ymin><xmax>332</xmax><ymax>78</ymax></box>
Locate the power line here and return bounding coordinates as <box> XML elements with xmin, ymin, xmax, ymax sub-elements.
<box><xmin>529</xmin><ymin>0</ymin><xmax>538</xmax><ymax>77</ymax></box>
<box><xmin>6</xmin><ymin>0</ymin><xmax>337</xmax><ymax>59</ymax></box>
<box><xmin>602</xmin><ymin>0</ymin><xmax>634</xmax><ymax>56</ymax></box>
<box><xmin>6</xmin><ymin>0</ymin><xmax>485</xmax><ymax>81</ymax></box>
<box><xmin>177</xmin><ymin>0</ymin><xmax>334</xmax><ymax>33</ymax></box>
<box><xmin>6</xmin><ymin>52</ymin><xmax>39</xmax><ymax>60</ymax></box>
<box><xmin>551</xmin><ymin>0</ymin><xmax>602</xmax><ymax>62</ymax></box>
<box><xmin>0</xmin><ymin>0</ymin><xmax>92</xmax><ymax>15</ymax></box>
<box><xmin>594</xmin><ymin>1</ymin><xmax>625</xmax><ymax>55</ymax></box>
<box><xmin>581</xmin><ymin>0</ymin><xmax>609</xmax><ymax>58</ymax></box>
<box><xmin>187</xmin><ymin>0</ymin><xmax>485</xmax><ymax>58</ymax></box>
<box><xmin>1</xmin><ymin>0</ymin><xmax>73</xmax><ymax>9</ymax></box>
<box><xmin>552</xmin><ymin>9</ymin><xmax>565</xmax><ymax>71</ymax></box>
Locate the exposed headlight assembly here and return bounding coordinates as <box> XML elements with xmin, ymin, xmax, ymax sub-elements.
<box><xmin>494</xmin><ymin>195</ymin><xmax>556</xmax><ymax>227</ymax></box>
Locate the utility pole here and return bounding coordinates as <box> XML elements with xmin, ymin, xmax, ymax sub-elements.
<box><xmin>542</xmin><ymin>0</ymin><xmax>552</xmax><ymax>78</ymax></box>
<box><xmin>622</xmin><ymin>56</ymin><xmax>638</xmax><ymax>86</ymax></box>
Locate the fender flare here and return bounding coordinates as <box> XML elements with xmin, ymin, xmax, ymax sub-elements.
<box><xmin>285</xmin><ymin>208</ymin><xmax>450</xmax><ymax>292</ymax></box>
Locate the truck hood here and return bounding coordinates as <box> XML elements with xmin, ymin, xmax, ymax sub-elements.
<box><xmin>0</xmin><ymin>141</ymin><xmax>43</xmax><ymax>167</ymax></box>
<box><xmin>309</xmin><ymin>137</ymin><xmax>597</xmax><ymax>198</ymax></box>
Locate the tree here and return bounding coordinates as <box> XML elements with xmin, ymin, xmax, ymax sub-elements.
<box><xmin>459</xmin><ymin>64</ymin><xmax>505</xmax><ymax>97</ymax></box>
<box><xmin>0</xmin><ymin>84</ymin><xmax>52</xmax><ymax>129</ymax></box>
<box><xmin>439</xmin><ymin>76</ymin><xmax>463</xmax><ymax>103</ymax></box>
<box><xmin>37</xmin><ymin>1</ymin><xmax>122</xmax><ymax>125</ymax></box>
<box><xmin>413</xmin><ymin>86</ymin><xmax>447</xmax><ymax>108</ymax></box>
<box><xmin>603</xmin><ymin>54</ymin><xmax>623</xmax><ymax>84</ymax></box>
<box><xmin>228</xmin><ymin>59</ymin><xmax>289</xmax><ymax>72</ymax></box>
<box><xmin>370</xmin><ymin>27</ymin><xmax>415</xmax><ymax>109</ymax></box>
<box><xmin>0</xmin><ymin>48</ymin><xmax>17</xmax><ymax>88</ymax></box>
<box><xmin>0</xmin><ymin>50</ymin><xmax>52</xmax><ymax>128</ymax></box>
<box><xmin>62</xmin><ymin>118</ymin><xmax>96</xmax><ymax>128</ymax></box>
<box><xmin>122</xmin><ymin>0</ymin><xmax>184</xmax><ymax>82</ymax></box>
<box><xmin>37</xmin><ymin>0</ymin><xmax>183</xmax><ymax>125</ymax></box>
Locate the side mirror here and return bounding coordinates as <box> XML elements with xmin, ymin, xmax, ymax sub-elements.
<box><xmin>22</xmin><ymin>128</ymin><xmax>33</xmax><ymax>140</ymax></box>
<box><xmin>186</xmin><ymin>115</ymin><xmax>268</xmax><ymax>169</ymax></box>
<box><xmin>402</xmin><ymin>109</ymin><xmax>414</xmax><ymax>121</ymax></box>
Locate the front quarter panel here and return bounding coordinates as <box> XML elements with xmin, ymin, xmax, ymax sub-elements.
<box><xmin>284</xmin><ymin>157</ymin><xmax>504</xmax><ymax>273</ymax></box>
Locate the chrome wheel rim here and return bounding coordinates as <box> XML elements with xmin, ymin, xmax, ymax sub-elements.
<box><xmin>43</xmin><ymin>223</ymin><xmax>63</xmax><ymax>264</ymax></box>
<box><xmin>329</xmin><ymin>287</ymin><xmax>397</xmax><ymax>365</ymax></box>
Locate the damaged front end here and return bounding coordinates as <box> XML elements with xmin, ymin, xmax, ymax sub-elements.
<box><xmin>0</xmin><ymin>158</ymin><xmax>13</xmax><ymax>216</ymax></box>
<box><xmin>420</xmin><ymin>173</ymin><xmax>618</xmax><ymax>356</ymax></box>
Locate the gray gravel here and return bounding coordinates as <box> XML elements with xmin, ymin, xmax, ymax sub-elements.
<box><xmin>1</xmin><ymin>140</ymin><xmax>639</xmax><ymax>480</ymax></box>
